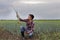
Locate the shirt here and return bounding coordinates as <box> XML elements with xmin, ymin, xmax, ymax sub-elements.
<box><xmin>19</xmin><ymin>18</ymin><xmax>34</xmax><ymax>31</ymax></box>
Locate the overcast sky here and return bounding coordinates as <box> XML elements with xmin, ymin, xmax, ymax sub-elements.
<box><xmin>0</xmin><ymin>0</ymin><xmax>60</xmax><ymax>20</ymax></box>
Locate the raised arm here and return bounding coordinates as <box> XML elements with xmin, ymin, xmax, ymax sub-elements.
<box><xmin>16</xmin><ymin>11</ymin><xmax>28</xmax><ymax>22</ymax></box>
<box><xmin>16</xmin><ymin>12</ymin><xmax>19</xmax><ymax>20</ymax></box>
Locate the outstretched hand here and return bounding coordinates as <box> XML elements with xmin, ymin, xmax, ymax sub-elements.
<box><xmin>15</xmin><ymin>11</ymin><xmax>19</xmax><ymax>18</ymax></box>
<box><xmin>16</xmin><ymin>12</ymin><xmax>18</xmax><ymax>17</ymax></box>
<box><xmin>13</xmin><ymin>8</ymin><xmax>19</xmax><ymax>18</ymax></box>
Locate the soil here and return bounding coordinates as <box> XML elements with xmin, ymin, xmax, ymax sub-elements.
<box><xmin>0</xmin><ymin>29</ymin><xmax>39</xmax><ymax>40</ymax></box>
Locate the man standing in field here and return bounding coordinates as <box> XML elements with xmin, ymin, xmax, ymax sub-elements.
<box><xmin>16</xmin><ymin>12</ymin><xmax>34</xmax><ymax>39</ymax></box>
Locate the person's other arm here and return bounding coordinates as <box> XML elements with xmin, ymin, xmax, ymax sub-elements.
<box><xmin>27</xmin><ymin>23</ymin><xmax>34</xmax><ymax>33</ymax></box>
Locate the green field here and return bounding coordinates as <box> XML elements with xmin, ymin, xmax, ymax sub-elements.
<box><xmin>0</xmin><ymin>20</ymin><xmax>60</xmax><ymax>40</ymax></box>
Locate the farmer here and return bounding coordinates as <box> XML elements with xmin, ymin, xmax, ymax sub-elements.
<box><xmin>16</xmin><ymin>12</ymin><xmax>34</xmax><ymax>39</ymax></box>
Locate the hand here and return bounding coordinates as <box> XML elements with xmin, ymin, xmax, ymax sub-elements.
<box><xmin>26</xmin><ymin>30</ymin><xmax>32</xmax><ymax>34</ymax></box>
<box><xmin>25</xmin><ymin>31</ymin><xmax>29</xmax><ymax>34</ymax></box>
<box><xmin>26</xmin><ymin>32</ymin><xmax>29</xmax><ymax>34</ymax></box>
<box><xmin>16</xmin><ymin>12</ymin><xmax>19</xmax><ymax>18</ymax></box>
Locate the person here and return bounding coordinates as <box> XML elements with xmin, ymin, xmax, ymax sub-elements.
<box><xmin>16</xmin><ymin>12</ymin><xmax>34</xmax><ymax>39</ymax></box>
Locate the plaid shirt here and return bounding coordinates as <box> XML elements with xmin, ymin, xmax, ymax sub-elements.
<box><xmin>19</xmin><ymin>18</ymin><xmax>34</xmax><ymax>31</ymax></box>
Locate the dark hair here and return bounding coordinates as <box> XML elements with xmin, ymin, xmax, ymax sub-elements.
<box><xmin>29</xmin><ymin>14</ymin><xmax>34</xmax><ymax>19</ymax></box>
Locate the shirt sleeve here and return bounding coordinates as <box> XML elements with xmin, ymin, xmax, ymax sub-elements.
<box><xmin>27</xmin><ymin>22</ymin><xmax>34</xmax><ymax>33</ymax></box>
<box><xmin>29</xmin><ymin>23</ymin><xmax>34</xmax><ymax>33</ymax></box>
<box><xmin>19</xmin><ymin>18</ymin><xmax>28</xmax><ymax>22</ymax></box>
<box><xmin>31</xmin><ymin>22</ymin><xmax>35</xmax><ymax>31</ymax></box>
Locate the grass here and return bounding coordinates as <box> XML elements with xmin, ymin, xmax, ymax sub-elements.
<box><xmin>0</xmin><ymin>20</ymin><xmax>60</xmax><ymax>40</ymax></box>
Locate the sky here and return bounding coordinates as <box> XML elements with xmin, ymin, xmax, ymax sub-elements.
<box><xmin>0</xmin><ymin>0</ymin><xmax>60</xmax><ymax>20</ymax></box>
